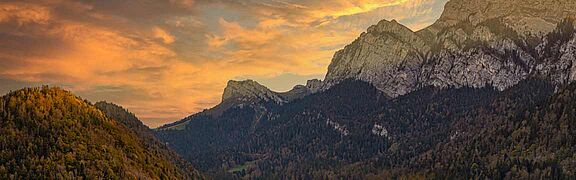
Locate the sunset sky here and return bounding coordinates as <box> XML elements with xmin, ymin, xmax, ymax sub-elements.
<box><xmin>0</xmin><ymin>0</ymin><xmax>448</xmax><ymax>127</ymax></box>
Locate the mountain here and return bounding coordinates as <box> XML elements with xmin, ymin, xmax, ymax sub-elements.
<box><xmin>229</xmin><ymin>79</ymin><xmax>501</xmax><ymax>178</ymax></box>
<box><xmin>159</xmin><ymin>79</ymin><xmax>321</xmax><ymax>131</ymax></box>
<box><xmin>324</xmin><ymin>0</ymin><xmax>576</xmax><ymax>97</ymax></box>
<box><xmin>222</xmin><ymin>79</ymin><xmax>322</xmax><ymax>103</ymax></box>
<box><xmin>156</xmin><ymin>0</ymin><xmax>576</xmax><ymax>178</ymax></box>
<box><xmin>3</xmin><ymin>0</ymin><xmax>575</xmax><ymax>178</ymax></box>
<box><xmin>343</xmin><ymin>79</ymin><xmax>575</xmax><ymax>179</ymax></box>
<box><xmin>94</xmin><ymin>102</ymin><xmax>202</xmax><ymax>179</ymax></box>
<box><xmin>160</xmin><ymin>79</ymin><xmax>575</xmax><ymax>179</ymax></box>
<box><xmin>157</xmin><ymin>79</ymin><xmax>500</xmax><ymax>177</ymax></box>
<box><xmin>0</xmin><ymin>87</ymin><xmax>202</xmax><ymax>179</ymax></box>
<box><xmin>222</xmin><ymin>80</ymin><xmax>286</xmax><ymax>103</ymax></box>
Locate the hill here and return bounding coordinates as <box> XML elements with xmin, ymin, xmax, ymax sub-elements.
<box><xmin>0</xmin><ymin>86</ymin><xmax>202</xmax><ymax>179</ymax></box>
<box><xmin>95</xmin><ymin>101</ymin><xmax>202</xmax><ymax>179</ymax></box>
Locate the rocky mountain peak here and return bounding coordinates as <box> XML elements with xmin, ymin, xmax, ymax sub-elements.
<box><xmin>367</xmin><ymin>19</ymin><xmax>410</xmax><ymax>34</ymax></box>
<box><xmin>221</xmin><ymin>79</ymin><xmax>324</xmax><ymax>104</ymax></box>
<box><xmin>222</xmin><ymin>80</ymin><xmax>284</xmax><ymax>103</ymax></box>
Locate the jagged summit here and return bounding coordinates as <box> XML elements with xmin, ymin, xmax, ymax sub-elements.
<box><xmin>221</xmin><ymin>79</ymin><xmax>324</xmax><ymax>103</ymax></box>
<box><xmin>324</xmin><ymin>0</ymin><xmax>576</xmax><ymax>98</ymax></box>
<box><xmin>222</xmin><ymin>80</ymin><xmax>284</xmax><ymax>103</ymax></box>
<box><xmin>325</xmin><ymin>18</ymin><xmax>429</xmax><ymax>97</ymax></box>
<box><xmin>367</xmin><ymin>19</ymin><xmax>411</xmax><ymax>34</ymax></box>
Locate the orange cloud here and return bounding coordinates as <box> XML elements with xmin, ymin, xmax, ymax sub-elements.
<box><xmin>0</xmin><ymin>3</ymin><xmax>51</xmax><ymax>25</ymax></box>
<box><xmin>208</xmin><ymin>18</ymin><xmax>283</xmax><ymax>48</ymax></box>
<box><xmin>170</xmin><ymin>0</ymin><xmax>195</xmax><ymax>9</ymax></box>
<box><xmin>0</xmin><ymin>0</ymin><xmax>448</xmax><ymax>127</ymax></box>
<box><xmin>153</xmin><ymin>27</ymin><xmax>176</xmax><ymax>44</ymax></box>
<box><xmin>309</xmin><ymin>0</ymin><xmax>411</xmax><ymax>18</ymax></box>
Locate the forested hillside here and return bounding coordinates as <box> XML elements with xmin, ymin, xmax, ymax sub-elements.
<box><xmin>0</xmin><ymin>87</ymin><xmax>202</xmax><ymax>179</ymax></box>
<box><xmin>95</xmin><ymin>102</ymin><xmax>202</xmax><ymax>179</ymax></box>
<box><xmin>158</xmin><ymin>77</ymin><xmax>575</xmax><ymax>179</ymax></box>
<box><xmin>397</xmin><ymin>81</ymin><xmax>575</xmax><ymax>179</ymax></box>
<box><xmin>344</xmin><ymin>80</ymin><xmax>566</xmax><ymax>179</ymax></box>
<box><xmin>156</xmin><ymin>80</ymin><xmax>495</xmax><ymax>178</ymax></box>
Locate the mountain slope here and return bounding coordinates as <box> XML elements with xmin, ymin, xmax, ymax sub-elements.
<box><xmin>94</xmin><ymin>102</ymin><xmax>202</xmax><ymax>179</ymax></box>
<box><xmin>227</xmin><ymin>79</ymin><xmax>503</xmax><ymax>178</ymax></box>
<box><xmin>0</xmin><ymin>87</ymin><xmax>201</xmax><ymax>179</ymax></box>
<box><xmin>157</xmin><ymin>80</ymin><xmax>500</xmax><ymax>178</ymax></box>
<box><xmin>421</xmin><ymin>78</ymin><xmax>575</xmax><ymax>179</ymax></box>
<box><xmin>346</xmin><ymin>79</ymin><xmax>575</xmax><ymax>179</ymax></box>
<box><xmin>328</xmin><ymin>79</ymin><xmax>553</xmax><ymax>178</ymax></box>
<box><xmin>156</xmin><ymin>80</ymin><xmax>389</xmax><ymax>176</ymax></box>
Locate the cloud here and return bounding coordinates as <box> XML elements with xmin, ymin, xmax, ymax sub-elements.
<box><xmin>305</xmin><ymin>0</ymin><xmax>411</xmax><ymax>18</ymax></box>
<box><xmin>0</xmin><ymin>0</ymin><xmax>448</xmax><ymax>127</ymax></box>
<box><xmin>170</xmin><ymin>0</ymin><xmax>195</xmax><ymax>8</ymax></box>
<box><xmin>0</xmin><ymin>3</ymin><xmax>51</xmax><ymax>25</ymax></box>
<box><xmin>153</xmin><ymin>27</ymin><xmax>176</xmax><ymax>44</ymax></box>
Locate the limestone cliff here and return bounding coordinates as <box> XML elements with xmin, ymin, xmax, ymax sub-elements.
<box><xmin>324</xmin><ymin>0</ymin><xmax>576</xmax><ymax>97</ymax></box>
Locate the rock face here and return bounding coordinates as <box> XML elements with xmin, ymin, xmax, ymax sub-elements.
<box><xmin>324</xmin><ymin>0</ymin><xmax>576</xmax><ymax>98</ymax></box>
<box><xmin>223</xmin><ymin>80</ymin><xmax>285</xmax><ymax>103</ymax></box>
<box><xmin>436</xmin><ymin>0</ymin><xmax>576</xmax><ymax>36</ymax></box>
<box><xmin>305</xmin><ymin>79</ymin><xmax>323</xmax><ymax>93</ymax></box>
<box><xmin>222</xmin><ymin>79</ymin><xmax>323</xmax><ymax>103</ymax></box>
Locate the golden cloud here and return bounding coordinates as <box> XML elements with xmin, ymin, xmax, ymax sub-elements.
<box><xmin>0</xmin><ymin>3</ymin><xmax>52</xmax><ymax>25</ymax></box>
<box><xmin>153</xmin><ymin>27</ymin><xmax>176</xmax><ymax>44</ymax></box>
<box><xmin>0</xmin><ymin>0</ymin><xmax>447</xmax><ymax>127</ymax></box>
<box><xmin>309</xmin><ymin>0</ymin><xmax>411</xmax><ymax>18</ymax></box>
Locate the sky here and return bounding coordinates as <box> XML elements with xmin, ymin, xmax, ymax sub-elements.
<box><xmin>0</xmin><ymin>0</ymin><xmax>448</xmax><ymax>128</ymax></box>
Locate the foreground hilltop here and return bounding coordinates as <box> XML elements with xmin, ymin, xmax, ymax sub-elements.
<box><xmin>0</xmin><ymin>87</ymin><xmax>202</xmax><ymax>179</ymax></box>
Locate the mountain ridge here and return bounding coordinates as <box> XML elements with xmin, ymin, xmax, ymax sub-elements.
<box><xmin>156</xmin><ymin>0</ymin><xmax>576</xmax><ymax>178</ymax></box>
<box><xmin>323</xmin><ymin>0</ymin><xmax>576</xmax><ymax>98</ymax></box>
<box><xmin>173</xmin><ymin>0</ymin><xmax>576</xmax><ymax>116</ymax></box>
<box><xmin>159</xmin><ymin>79</ymin><xmax>322</xmax><ymax>131</ymax></box>
<box><xmin>222</xmin><ymin>79</ymin><xmax>324</xmax><ymax>103</ymax></box>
